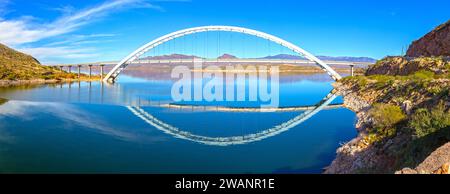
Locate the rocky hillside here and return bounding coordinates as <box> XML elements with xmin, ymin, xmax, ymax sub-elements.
<box><xmin>325</xmin><ymin>20</ymin><xmax>450</xmax><ymax>174</ymax></box>
<box><xmin>0</xmin><ymin>43</ymin><xmax>77</xmax><ymax>81</ymax></box>
<box><xmin>406</xmin><ymin>20</ymin><xmax>450</xmax><ymax>57</ymax></box>
<box><xmin>366</xmin><ymin>56</ymin><xmax>449</xmax><ymax>76</ymax></box>
<box><xmin>325</xmin><ymin>72</ymin><xmax>449</xmax><ymax>173</ymax></box>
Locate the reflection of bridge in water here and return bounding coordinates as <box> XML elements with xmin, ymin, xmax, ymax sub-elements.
<box><xmin>0</xmin><ymin>79</ymin><xmax>343</xmax><ymax>146</ymax></box>
<box><xmin>137</xmin><ymin>100</ymin><xmax>343</xmax><ymax>112</ymax></box>
<box><xmin>127</xmin><ymin>90</ymin><xmax>339</xmax><ymax>146</ymax></box>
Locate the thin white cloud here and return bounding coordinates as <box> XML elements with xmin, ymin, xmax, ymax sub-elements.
<box><xmin>16</xmin><ymin>34</ymin><xmax>118</xmax><ymax>64</ymax></box>
<box><xmin>0</xmin><ymin>0</ymin><xmax>189</xmax><ymax>63</ymax></box>
<box><xmin>0</xmin><ymin>0</ymin><xmax>158</xmax><ymax>46</ymax></box>
<box><xmin>18</xmin><ymin>46</ymin><xmax>99</xmax><ymax>61</ymax></box>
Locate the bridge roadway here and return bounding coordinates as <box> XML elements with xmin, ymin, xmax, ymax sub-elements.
<box><xmin>48</xmin><ymin>58</ymin><xmax>370</xmax><ymax>79</ymax></box>
<box><xmin>70</xmin><ymin>58</ymin><xmax>372</xmax><ymax>66</ymax></box>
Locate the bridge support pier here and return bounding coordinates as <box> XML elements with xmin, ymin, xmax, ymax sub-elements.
<box><xmin>350</xmin><ymin>65</ymin><xmax>354</xmax><ymax>76</ymax></box>
<box><xmin>68</xmin><ymin>65</ymin><xmax>72</xmax><ymax>73</ymax></box>
<box><xmin>77</xmin><ymin>65</ymin><xmax>82</xmax><ymax>79</ymax></box>
<box><xmin>88</xmin><ymin>64</ymin><xmax>93</xmax><ymax>79</ymax></box>
<box><xmin>100</xmin><ymin>64</ymin><xmax>105</xmax><ymax>80</ymax></box>
<box><xmin>59</xmin><ymin>66</ymin><xmax>63</xmax><ymax>71</ymax></box>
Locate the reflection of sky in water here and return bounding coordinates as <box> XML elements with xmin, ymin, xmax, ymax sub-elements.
<box><xmin>0</xmin><ymin>75</ymin><xmax>340</xmax><ymax>107</ymax></box>
<box><xmin>0</xmin><ymin>74</ymin><xmax>356</xmax><ymax>173</ymax></box>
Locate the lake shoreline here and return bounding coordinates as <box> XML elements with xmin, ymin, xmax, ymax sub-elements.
<box><xmin>0</xmin><ymin>78</ymin><xmax>102</xmax><ymax>88</ymax></box>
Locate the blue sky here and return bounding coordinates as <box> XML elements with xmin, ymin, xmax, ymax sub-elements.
<box><xmin>0</xmin><ymin>0</ymin><xmax>448</xmax><ymax>64</ymax></box>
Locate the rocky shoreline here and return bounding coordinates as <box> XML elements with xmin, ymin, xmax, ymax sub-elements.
<box><xmin>324</xmin><ymin>81</ymin><xmax>449</xmax><ymax>174</ymax></box>
<box><xmin>323</xmin><ymin>82</ymin><xmax>374</xmax><ymax>174</ymax></box>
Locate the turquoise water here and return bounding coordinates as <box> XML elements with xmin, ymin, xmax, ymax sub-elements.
<box><xmin>0</xmin><ymin>74</ymin><xmax>357</xmax><ymax>173</ymax></box>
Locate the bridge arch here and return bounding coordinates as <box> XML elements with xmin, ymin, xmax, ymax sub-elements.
<box><xmin>104</xmin><ymin>26</ymin><xmax>342</xmax><ymax>82</ymax></box>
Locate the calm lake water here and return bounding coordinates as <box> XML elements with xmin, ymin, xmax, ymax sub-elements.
<box><xmin>0</xmin><ymin>73</ymin><xmax>356</xmax><ymax>173</ymax></box>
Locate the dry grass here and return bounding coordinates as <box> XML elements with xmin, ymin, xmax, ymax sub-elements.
<box><xmin>0</xmin><ymin>43</ymin><xmax>99</xmax><ymax>81</ymax></box>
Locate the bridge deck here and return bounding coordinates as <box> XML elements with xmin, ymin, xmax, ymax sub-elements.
<box><xmin>51</xmin><ymin>59</ymin><xmax>373</xmax><ymax>67</ymax></box>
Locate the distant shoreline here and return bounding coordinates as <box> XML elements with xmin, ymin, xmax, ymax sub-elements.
<box><xmin>190</xmin><ymin>68</ymin><xmax>359</xmax><ymax>74</ymax></box>
<box><xmin>122</xmin><ymin>64</ymin><xmax>365</xmax><ymax>74</ymax></box>
<box><xmin>0</xmin><ymin>77</ymin><xmax>101</xmax><ymax>88</ymax></box>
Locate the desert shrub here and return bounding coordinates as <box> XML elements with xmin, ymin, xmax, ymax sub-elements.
<box><xmin>425</xmin><ymin>84</ymin><xmax>443</xmax><ymax>95</ymax></box>
<box><xmin>411</xmin><ymin>70</ymin><xmax>435</xmax><ymax>80</ymax></box>
<box><xmin>365</xmin><ymin>103</ymin><xmax>406</xmax><ymax>144</ymax></box>
<box><xmin>370</xmin><ymin>75</ymin><xmax>395</xmax><ymax>82</ymax></box>
<box><xmin>349</xmin><ymin>76</ymin><xmax>368</xmax><ymax>87</ymax></box>
<box><xmin>366</xmin><ymin>127</ymin><xmax>398</xmax><ymax>144</ymax></box>
<box><xmin>6</xmin><ymin>73</ymin><xmax>17</xmax><ymax>80</ymax></box>
<box><xmin>0</xmin><ymin>98</ymin><xmax>8</xmax><ymax>105</ymax></box>
<box><xmin>369</xmin><ymin>103</ymin><xmax>406</xmax><ymax>129</ymax></box>
<box><xmin>409</xmin><ymin>102</ymin><xmax>450</xmax><ymax>138</ymax></box>
<box><xmin>369</xmin><ymin>75</ymin><xmax>395</xmax><ymax>89</ymax></box>
<box><xmin>341</xmin><ymin>75</ymin><xmax>369</xmax><ymax>88</ymax></box>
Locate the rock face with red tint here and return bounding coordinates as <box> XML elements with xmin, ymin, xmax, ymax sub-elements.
<box><xmin>406</xmin><ymin>20</ymin><xmax>450</xmax><ymax>57</ymax></box>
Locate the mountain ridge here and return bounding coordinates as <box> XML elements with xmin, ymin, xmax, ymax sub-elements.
<box><xmin>141</xmin><ymin>53</ymin><xmax>377</xmax><ymax>63</ymax></box>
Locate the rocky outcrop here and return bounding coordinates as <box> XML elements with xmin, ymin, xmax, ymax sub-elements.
<box><xmin>365</xmin><ymin>56</ymin><xmax>449</xmax><ymax>76</ymax></box>
<box><xmin>325</xmin><ymin>79</ymin><xmax>449</xmax><ymax>174</ymax></box>
<box><xmin>325</xmin><ymin>19</ymin><xmax>450</xmax><ymax>174</ymax></box>
<box><xmin>406</xmin><ymin>20</ymin><xmax>450</xmax><ymax>57</ymax></box>
<box><xmin>396</xmin><ymin>142</ymin><xmax>450</xmax><ymax>174</ymax></box>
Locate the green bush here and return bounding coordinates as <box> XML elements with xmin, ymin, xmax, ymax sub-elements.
<box><xmin>425</xmin><ymin>84</ymin><xmax>443</xmax><ymax>95</ymax></box>
<box><xmin>369</xmin><ymin>103</ymin><xmax>406</xmax><ymax>129</ymax></box>
<box><xmin>341</xmin><ymin>75</ymin><xmax>369</xmax><ymax>88</ymax></box>
<box><xmin>0</xmin><ymin>98</ymin><xmax>7</xmax><ymax>105</ymax></box>
<box><xmin>365</xmin><ymin>103</ymin><xmax>406</xmax><ymax>144</ymax></box>
<box><xmin>367</xmin><ymin>75</ymin><xmax>395</xmax><ymax>89</ymax></box>
<box><xmin>366</xmin><ymin>127</ymin><xmax>398</xmax><ymax>144</ymax></box>
<box><xmin>409</xmin><ymin>102</ymin><xmax>450</xmax><ymax>138</ymax></box>
<box><xmin>411</xmin><ymin>70</ymin><xmax>435</xmax><ymax>80</ymax></box>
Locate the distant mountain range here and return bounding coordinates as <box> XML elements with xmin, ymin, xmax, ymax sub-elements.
<box><xmin>316</xmin><ymin>56</ymin><xmax>377</xmax><ymax>63</ymax></box>
<box><xmin>218</xmin><ymin>54</ymin><xmax>238</xmax><ymax>59</ymax></box>
<box><xmin>263</xmin><ymin>54</ymin><xmax>377</xmax><ymax>63</ymax></box>
<box><xmin>262</xmin><ymin>54</ymin><xmax>304</xmax><ymax>60</ymax></box>
<box><xmin>142</xmin><ymin>53</ymin><xmax>377</xmax><ymax>63</ymax></box>
<box><xmin>142</xmin><ymin>54</ymin><xmax>200</xmax><ymax>60</ymax></box>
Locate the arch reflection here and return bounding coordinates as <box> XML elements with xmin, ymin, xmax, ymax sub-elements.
<box><xmin>127</xmin><ymin>90</ymin><xmax>338</xmax><ymax>146</ymax></box>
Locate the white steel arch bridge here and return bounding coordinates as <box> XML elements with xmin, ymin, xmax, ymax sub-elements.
<box><xmin>104</xmin><ymin>26</ymin><xmax>343</xmax><ymax>82</ymax></box>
